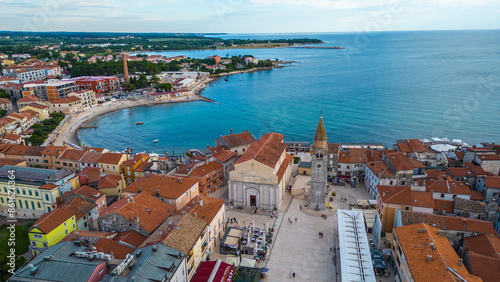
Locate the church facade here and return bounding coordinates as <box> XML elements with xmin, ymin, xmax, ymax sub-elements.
<box><xmin>310</xmin><ymin>115</ymin><xmax>328</xmax><ymax>210</ymax></box>
<box><xmin>228</xmin><ymin>132</ymin><xmax>294</xmax><ymax>211</ymax></box>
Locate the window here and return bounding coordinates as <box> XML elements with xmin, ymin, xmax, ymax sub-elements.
<box><xmin>73</xmin><ymin>224</ymin><xmax>75</xmax><ymax>229</ymax></box>
<box><xmin>45</xmin><ymin>194</ymin><xmax>49</xmax><ymax>201</ymax></box>
<box><xmin>112</xmin><ymin>166</ymin><xmax>115</xmax><ymax>170</ymax></box>
<box><xmin>64</xmin><ymin>222</ymin><xmax>67</xmax><ymax>227</ymax></box>
<box><xmin>453</xmin><ymin>195</ymin><xmax>457</xmax><ymax>198</ymax></box>
<box><xmin>405</xmin><ymin>206</ymin><xmax>410</xmax><ymax>210</ymax></box>
<box><xmin>440</xmin><ymin>194</ymin><xmax>445</xmax><ymax>198</ymax></box>
<box><xmin>55</xmin><ymin>161</ymin><xmax>60</xmax><ymax>165</ymax></box>
<box><xmin>3</xmin><ymin>187</ymin><xmax>6</xmax><ymax>193</ymax></box>
<box><xmin>0</xmin><ymin>198</ymin><xmax>3</xmax><ymax>203</ymax></box>
<box><xmin>18</xmin><ymin>200</ymin><xmax>22</xmax><ymax>208</ymax></box>
<box><xmin>185</xmin><ymin>192</ymin><xmax>189</xmax><ymax>198</ymax></box>
<box><xmin>34</xmin><ymin>234</ymin><xmax>43</xmax><ymax>239</ymax></box>
<box><xmin>28</xmin><ymin>190</ymin><xmax>32</xmax><ymax>196</ymax></box>
<box><xmin>35</xmin><ymin>191</ymin><xmax>39</xmax><ymax>197</ymax></box>
<box><xmin>47</xmin><ymin>207</ymin><xmax>51</xmax><ymax>212</ymax></box>
<box><xmin>37</xmin><ymin>202</ymin><xmax>41</xmax><ymax>208</ymax></box>
<box><xmin>32</xmin><ymin>241</ymin><xmax>37</xmax><ymax>247</ymax></box>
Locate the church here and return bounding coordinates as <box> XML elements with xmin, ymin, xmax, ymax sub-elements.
<box><xmin>228</xmin><ymin>132</ymin><xmax>294</xmax><ymax>211</ymax></box>
<box><xmin>310</xmin><ymin>114</ymin><xmax>328</xmax><ymax>210</ymax></box>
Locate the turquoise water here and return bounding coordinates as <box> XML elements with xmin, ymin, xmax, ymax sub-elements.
<box><xmin>78</xmin><ymin>30</ymin><xmax>500</xmax><ymax>155</ymax></box>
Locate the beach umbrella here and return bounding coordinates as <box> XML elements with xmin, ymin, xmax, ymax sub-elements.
<box><xmin>262</xmin><ymin>267</ymin><xmax>270</xmax><ymax>273</ymax></box>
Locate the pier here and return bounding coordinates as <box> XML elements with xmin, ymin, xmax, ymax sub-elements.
<box><xmin>294</xmin><ymin>46</ymin><xmax>345</xmax><ymax>49</ymax></box>
<box><xmin>81</xmin><ymin>125</ymin><xmax>98</xmax><ymax>129</ymax></box>
<box><xmin>199</xmin><ymin>96</ymin><xmax>219</xmax><ymax>104</ymax></box>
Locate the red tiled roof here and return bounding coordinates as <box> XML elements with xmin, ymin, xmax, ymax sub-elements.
<box><xmin>50</xmin><ymin>96</ymin><xmax>81</xmax><ymax>104</ymax></box>
<box><xmin>465</xmin><ymin>163</ymin><xmax>487</xmax><ymax>176</ymax></box>
<box><xmin>386</xmin><ymin>152</ymin><xmax>414</xmax><ymax>171</ymax></box>
<box><xmin>433</xmin><ymin>199</ymin><xmax>454</xmax><ymax>213</ymax></box>
<box><xmin>178</xmin><ymin>195</ymin><xmax>225</xmax><ymax>225</ymax></box>
<box><xmin>277</xmin><ymin>154</ymin><xmax>293</xmax><ymax>183</ymax></box>
<box><xmin>479</xmin><ymin>154</ymin><xmax>500</xmax><ymax>161</ymax></box>
<box><xmin>60</xmin><ymin>197</ymin><xmax>96</xmax><ymax>220</ymax></box>
<box><xmin>484</xmin><ymin>176</ymin><xmax>500</xmax><ymax>188</ymax></box>
<box><xmin>98</xmin><ymin>174</ymin><xmax>122</xmax><ymax>189</ymax></box>
<box><xmin>407</xmin><ymin>158</ymin><xmax>426</xmax><ymax>169</ymax></box>
<box><xmin>62</xmin><ymin>185</ymin><xmax>104</xmax><ymax>202</ymax></box>
<box><xmin>60</xmin><ymin>149</ymin><xmax>87</xmax><ymax>161</ymax></box>
<box><xmin>97</xmin><ymin>152</ymin><xmax>124</xmax><ymax>165</ymax></box>
<box><xmin>378</xmin><ymin>185</ymin><xmax>434</xmax><ymax>208</ymax></box>
<box><xmin>99</xmin><ymin>193</ymin><xmax>174</xmax><ymax>233</ymax></box>
<box><xmin>446</xmin><ymin>167</ymin><xmax>473</xmax><ymax>178</ymax></box>
<box><xmin>394</xmin><ymin>223</ymin><xmax>481</xmax><ymax>282</ymax></box>
<box><xmin>93</xmin><ymin>238</ymin><xmax>135</xmax><ymax>259</ymax></box>
<box><xmin>426</xmin><ymin>180</ymin><xmax>471</xmax><ymax>195</ymax></box>
<box><xmin>4</xmin><ymin>144</ymin><xmax>30</xmax><ymax>155</ymax></box>
<box><xmin>470</xmin><ymin>191</ymin><xmax>486</xmax><ymax>201</ymax></box>
<box><xmin>79</xmin><ymin>166</ymin><xmax>102</xmax><ymax>183</ymax></box>
<box><xmin>211</xmin><ymin>150</ymin><xmax>237</xmax><ymax>163</ymax></box>
<box><xmin>220</xmin><ymin>131</ymin><xmax>255</xmax><ymax>148</ymax></box>
<box><xmin>123</xmin><ymin>174</ymin><xmax>198</xmax><ymax>200</ymax></box>
<box><xmin>41</xmin><ymin>146</ymin><xmax>67</xmax><ymax>156</ymax></box>
<box><xmin>3</xmin><ymin>133</ymin><xmax>21</xmax><ymax>141</ymax></box>
<box><xmin>17</xmin><ymin>96</ymin><xmax>38</xmax><ymax>103</ymax></box>
<box><xmin>176</xmin><ymin>161</ymin><xmax>222</xmax><ymax>177</ymax></box>
<box><xmin>113</xmin><ymin>230</ymin><xmax>147</xmax><ymax>248</ymax></box>
<box><xmin>235</xmin><ymin>132</ymin><xmax>286</xmax><ymax>168</ymax></box>
<box><xmin>29</xmin><ymin>208</ymin><xmax>74</xmax><ymax>234</ymax></box>
<box><xmin>80</xmin><ymin>151</ymin><xmax>103</xmax><ymax>164</ymax></box>
<box><xmin>39</xmin><ymin>183</ymin><xmax>57</xmax><ymax>190</ymax></box>
<box><xmin>366</xmin><ymin>161</ymin><xmax>395</xmax><ymax>178</ymax></box>
<box><xmin>0</xmin><ymin>158</ymin><xmax>25</xmax><ymax>167</ymax></box>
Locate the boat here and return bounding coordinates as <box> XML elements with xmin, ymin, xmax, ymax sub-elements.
<box><xmin>153</xmin><ymin>139</ymin><xmax>159</xmax><ymax>143</ymax></box>
<box><xmin>136</xmin><ymin>122</ymin><xmax>144</xmax><ymax>125</ymax></box>
<box><xmin>225</xmin><ymin>75</ymin><xmax>229</xmax><ymax>81</ymax></box>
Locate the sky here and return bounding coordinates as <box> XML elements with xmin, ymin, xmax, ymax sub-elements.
<box><xmin>1</xmin><ymin>0</ymin><xmax>499</xmax><ymax>33</ymax></box>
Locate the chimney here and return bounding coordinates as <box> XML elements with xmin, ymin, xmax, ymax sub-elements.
<box><xmin>230</xmin><ymin>128</ymin><xmax>233</xmax><ymax>135</ymax></box>
<box><xmin>130</xmin><ymin>196</ymin><xmax>134</xmax><ymax>203</ymax></box>
<box><xmin>430</xmin><ymin>242</ymin><xmax>436</xmax><ymax>250</ymax></box>
<box><xmin>426</xmin><ymin>254</ymin><xmax>432</xmax><ymax>262</ymax></box>
<box><xmin>156</xmin><ymin>190</ymin><xmax>160</xmax><ymax>196</ymax></box>
<box><xmin>458</xmin><ymin>258</ymin><xmax>463</xmax><ymax>266</ymax></box>
<box><xmin>177</xmin><ymin>177</ymin><xmax>182</xmax><ymax>184</ymax></box>
<box><xmin>167</xmin><ymin>219</ymin><xmax>173</xmax><ymax>226</ymax></box>
<box><xmin>199</xmin><ymin>199</ymin><xmax>203</xmax><ymax>206</ymax></box>
<box><xmin>138</xmin><ymin>187</ymin><xmax>142</xmax><ymax>192</ymax></box>
<box><xmin>134</xmin><ymin>216</ymin><xmax>139</xmax><ymax>224</ymax></box>
<box><xmin>152</xmin><ymin>245</ymin><xmax>157</xmax><ymax>252</ymax></box>
<box><xmin>442</xmin><ymin>174</ymin><xmax>446</xmax><ymax>180</ymax></box>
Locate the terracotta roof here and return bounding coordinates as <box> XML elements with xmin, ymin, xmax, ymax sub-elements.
<box><xmin>97</xmin><ymin>152</ymin><xmax>124</xmax><ymax>165</ymax></box>
<box><xmin>5</xmin><ymin>144</ymin><xmax>30</xmax><ymax>155</ymax></box>
<box><xmin>447</xmin><ymin>167</ymin><xmax>474</xmax><ymax>178</ymax></box>
<box><xmin>407</xmin><ymin>139</ymin><xmax>430</xmax><ymax>152</ymax></box>
<box><xmin>453</xmin><ymin>197</ymin><xmax>487</xmax><ymax>214</ymax></box>
<box><xmin>207</xmin><ymin>145</ymin><xmax>227</xmax><ymax>154</ymax></box>
<box><xmin>0</xmin><ymin>98</ymin><xmax>10</xmax><ymax>105</ymax></box>
<box><xmin>79</xmin><ymin>166</ymin><xmax>102</xmax><ymax>183</ymax></box>
<box><xmin>113</xmin><ymin>230</ymin><xmax>147</xmax><ymax>248</ymax></box>
<box><xmin>235</xmin><ymin>132</ymin><xmax>286</xmax><ymax>168</ymax></box>
<box><xmin>39</xmin><ymin>183</ymin><xmax>57</xmax><ymax>190</ymax></box>
<box><xmin>140</xmin><ymin>213</ymin><xmax>207</xmax><ymax>254</ymax></box>
<box><xmin>327</xmin><ymin>143</ymin><xmax>340</xmax><ymax>154</ymax></box>
<box><xmin>41</xmin><ymin>146</ymin><xmax>67</xmax><ymax>156</ymax></box>
<box><xmin>179</xmin><ymin>195</ymin><xmax>225</xmax><ymax>225</ymax></box>
<box><xmin>467</xmin><ymin>250</ymin><xmax>500</xmax><ymax>282</ymax></box>
<box><xmin>123</xmin><ymin>174</ymin><xmax>198</xmax><ymax>200</ymax></box>
<box><xmin>176</xmin><ymin>161</ymin><xmax>222</xmax><ymax>177</ymax></box>
<box><xmin>93</xmin><ymin>238</ymin><xmax>135</xmax><ymax>259</ymax></box>
<box><xmin>135</xmin><ymin>161</ymin><xmax>151</xmax><ymax>173</ymax></box>
<box><xmin>479</xmin><ymin>154</ymin><xmax>500</xmax><ymax>161</ymax></box>
<box><xmin>455</xmin><ymin>151</ymin><xmax>464</xmax><ymax>161</ymax></box>
<box><xmin>277</xmin><ymin>153</ymin><xmax>293</xmax><ymax>183</ymax></box>
<box><xmin>0</xmin><ymin>158</ymin><xmax>25</xmax><ymax>167</ymax></box>
<box><xmin>62</xmin><ymin>185</ymin><xmax>104</xmax><ymax>202</ymax></box>
<box><xmin>407</xmin><ymin>158</ymin><xmax>426</xmax><ymax>169</ymax></box>
<box><xmin>220</xmin><ymin>131</ymin><xmax>255</xmax><ymax>148</ymax></box>
<box><xmin>121</xmin><ymin>153</ymin><xmax>149</xmax><ymax>167</ymax></box>
<box><xmin>3</xmin><ymin>133</ymin><xmax>20</xmax><ymax>141</ymax></box>
<box><xmin>211</xmin><ymin>150</ymin><xmax>237</xmax><ymax>163</ymax></box>
<box><xmin>60</xmin><ymin>149</ymin><xmax>87</xmax><ymax>161</ymax></box>
<box><xmin>100</xmin><ymin>193</ymin><xmax>174</xmax><ymax>233</ymax></box>
<box><xmin>366</xmin><ymin>161</ymin><xmax>395</xmax><ymax>178</ymax></box>
<box><xmin>470</xmin><ymin>191</ymin><xmax>486</xmax><ymax>201</ymax></box>
<box><xmin>397</xmin><ymin>142</ymin><xmax>412</xmax><ymax>153</ymax></box>
<box><xmin>425</xmin><ymin>169</ymin><xmax>452</xmax><ymax>181</ymax></box>
<box><xmin>426</xmin><ymin>180</ymin><xmax>471</xmax><ymax>195</ymax></box>
<box><xmin>378</xmin><ymin>185</ymin><xmax>434</xmax><ymax>208</ymax></box>
<box><xmin>79</xmin><ymin>151</ymin><xmax>103</xmax><ymax>164</ymax></box>
<box><xmin>394</xmin><ymin>223</ymin><xmax>481</xmax><ymax>282</ymax></box>
<box><xmin>98</xmin><ymin>173</ymin><xmax>122</xmax><ymax>189</ymax></box>
<box><xmin>465</xmin><ymin>163</ymin><xmax>487</xmax><ymax>176</ymax></box>
<box><xmin>399</xmin><ymin>210</ymin><xmax>496</xmax><ymax>235</ymax></box>
<box><xmin>60</xmin><ymin>197</ymin><xmax>96</xmax><ymax>220</ymax></box>
<box><xmin>433</xmin><ymin>199</ymin><xmax>454</xmax><ymax>213</ymax></box>
<box><xmin>338</xmin><ymin>148</ymin><xmax>383</xmax><ymax>164</ymax></box>
<box><xmin>27</xmin><ymin>103</ymin><xmax>48</xmax><ymax>110</ymax></box>
<box><xmin>22</xmin><ymin>146</ymin><xmax>45</xmax><ymax>157</ymax></box>
<box><xmin>386</xmin><ymin>152</ymin><xmax>414</xmax><ymax>171</ymax></box>
<box><xmin>465</xmin><ymin>234</ymin><xmax>500</xmax><ymax>259</ymax></box>
<box><xmin>29</xmin><ymin>208</ymin><xmax>74</xmax><ymax>234</ymax></box>
<box><xmin>17</xmin><ymin>95</ymin><xmax>38</xmax><ymax>103</ymax></box>
<box><xmin>60</xmin><ymin>231</ymin><xmax>115</xmax><ymax>242</ymax></box>
<box><xmin>484</xmin><ymin>176</ymin><xmax>500</xmax><ymax>188</ymax></box>
<box><xmin>50</xmin><ymin>96</ymin><xmax>81</xmax><ymax>104</ymax></box>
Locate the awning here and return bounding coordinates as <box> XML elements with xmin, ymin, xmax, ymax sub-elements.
<box><xmin>191</xmin><ymin>259</ymin><xmax>235</xmax><ymax>282</ymax></box>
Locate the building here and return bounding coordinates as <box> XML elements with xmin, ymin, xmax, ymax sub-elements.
<box><xmin>120</xmin><ymin>153</ymin><xmax>149</xmax><ymax>184</ymax></box>
<box><xmin>0</xmin><ymin>97</ymin><xmax>13</xmax><ymax>114</ymax></box>
<box><xmin>376</xmin><ymin>185</ymin><xmax>435</xmax><ymax>234</ymax></box>
<box><xmin>22</xmin><ymin>80</ymin><xmax>79</xmax><ymax>101</ymax></box>
<box><xmin>49</xmin><ymin>96</ymin><xmax>83</xmax><ymax>114</ymax></box>
<box><xmin>123</xmin><ymin>174</ymin><xmax>200</xmax><ymax>211</ymax></box>
<box><xmin>215</xmin><ymin>129</ymin><xmax>255</xmax><ymax>156</ymax></box>
<box><xmin>97</xmin><ymin>152</ymin><xmax>127</xmax><ymax>174</ymax></box>
<box><xmin>16</xmin><ymin>95</ymin><xmax>40</xmax><ymax>108</ymax></box>
<box><xmin>228</xmin><ymin>132</ymin><xmax>294</xmax><ymax>211</ymax></box>
<box><xmin>67</xmin><ymin>76</ymin><xmax>118</xmax><ymax>93</ymax></box>
<box><xmin>41</xmin><ymin>146</ymin><xmax>68</xmax><ymax>169</ymax></box>
<box><xmin>392</xmin><ymin>223</ymin><xmax>481</xmax><ymax>282</ymax></box>
<box><xmin>69</xmin><ymin>90</ymin><xmax>97</xmax><ymax>109</ymax></box>
<box><xmin>28</xmin><ymin>208</ymin><xmax>76</xmax><ymax>255</ymax></box>
<box><xmin>12</xmin><ymin>68</ymin><xmax>46</xmax><ymax>83</ymax></box>
<box><xmin>461</xmin><ymin>234</ymin><xmax>500</xmax><ymax>282</ymax></box>
<box><xmin>0</xmin><ymin>166</ymin><xmax>78</xmax><ymax>215</ymax></box>
<box><xmin>337</xmin><ymin>210</ymin><xmax>376</xmax><ymax>282</ymax></box>
<box><xmin>426</xmin><ymin>180</ymin><xmax>472</xmax><ymax>201</ymax></box>
<box><xmin>22</xmin><ymin>145</ymin><xmax>45</xmax><ymax>167</ymax></box>
<box><xmin>337</xmin><ymin>148</ymin><xmax>383</xmax><ymax>185</ymax></box>
<box><xmin>175</xmin><ymin>161</ymin><xmax>223</xmax><ymax>196</ymax></box>
<box><xmin>79</xmin><ymin>150</ymin><xmax>103</xmax><ymax>170</ymax></box>
<box><xmin>476</xmin><ymin>176</ymin><xmax>500</xmax><ymax>202</ymax></box>
<box><xmin>310</xmin><ymin>115</ymin><xmax>328</xmax><ymax>210</ymax></box>
<box><xmin>210</xmin><ymin>149</ymin><xmax>238</xmax><ymax>187</ymax></box>
<box><xmin>59</xmin><ymin>149</ymin><xmax>88</xmax><ymax>172</ymax></box>
<box><xmin>464</xmin><ymin>146</ymin><xmax>500</xmax><ymax>175</ymax></box>
<box><xmin>102</xmin><ymin>243</ymin><xmax>187</xmax><ymax>282</ymax></box>
<box><xmin>10</xmin><ymin>241</ymin><xmax>108</xmax><ymax>282</ymax></box>
<box><xmin>98</xmin><ymin>192</ymin><xmax>174</xmax><ymax>235</ymax></box>
<box><xmin>139</xmin><ymin>212</ymin><xmax>208</xmax><ymax>280</ymax></box>
<box><xmin>364</xmin><ymin>161</ymin><xmax>397</xmax><ymax>198</ymax></box>
<box><xmin>97</xmin><ymin>173</ymin><xmax>125</xmax><ymax>197</ymax></box>
<box><xmin>191</xmin><ymin>260</ymin><xmax>235</xmax><ymax>282</ymax></box>
<box><xmin>61</xmin><ymin>185</ymin><xmax>107</xmax><ymax>213</ymax></box>
<box><xmin>59</xmin><ymin>197</ymin><xmax>98</xmax><ymax>231</ymax></box>
<box><xmin>19</xmin><ymin>103</ymin><xmax>50</xmax><ymax>121</ymax></box>
<box><xmin>2</xmin><ymin>133</ymin><xmax>22</xmax><ymax>144</ymax></box>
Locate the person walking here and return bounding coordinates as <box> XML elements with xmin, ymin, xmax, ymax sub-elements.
<box><xmin>295</xmin><ymin>218</ymin><xmax>297</xmax><ymax>222</ymax></box>
<box><xmin>289</xmin><ymin>272</ymin><xmax>292</xmax><ymax>279</ymax></box>
<box><xmin>300</xmin><ymin>205</ymin><xmax>302</xmax><ymax>210</ymax></box>
<box><xmin>293</xmin><ymin>272</ymin><xmax>295</xmax><ymax>279</ymax></box>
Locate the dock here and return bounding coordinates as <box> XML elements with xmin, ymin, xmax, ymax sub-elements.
<box><xmin>80</xmin><ymin>125</ymin><xmax>98</xmax><ymax>129</ymax></box>
<box><xmin>294</xmin><ymin>46</ymin><xmax>345</xmax><ymax>49</ymax></box>
<box><xmin>199</xmin><ymin>96</ymin><xmax>219</xmax><ymax>104</ymax></box>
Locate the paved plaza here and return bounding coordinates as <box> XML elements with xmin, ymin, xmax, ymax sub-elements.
<box><xmin>211</xmin><ymin>174</ymin><xmax>395</xmax><ymax>281</ymax></box>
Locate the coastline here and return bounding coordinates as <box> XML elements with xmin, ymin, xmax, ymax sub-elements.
<box><xmin>54</xmin><ymin>63</ymin><xmax>291</xmax><ymax>148</ymax></box>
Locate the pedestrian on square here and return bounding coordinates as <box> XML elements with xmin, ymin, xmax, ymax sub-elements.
<box><xmin>293</xmin><ymin>272</ymin><xmax>295</xmax><ymax>279</ymax></box>
<box><xmin>295</xmin><ymin>218</ymin><xmax>297</xmax><ymax>222</ymax></box>
<box><xmin>341</xmin><ymin>196</ymin><xmax>343</xmax><ymax>201</ymax></box>
<box><xmin>300</xmin><ymin>205</ymin><xmax>302</xmax><ymax>210</ymax></box>
<box><xmin>289</xmin><ymin>272</ymin><xmax>292</xmax><ymax>278</ymax></box>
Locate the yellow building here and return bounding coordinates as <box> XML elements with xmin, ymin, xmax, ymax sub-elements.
<box><xmin>0</xmin><ymin>166</ymin><xmax>78</xmax><ymax>217</ymax></box>
<box><xmin>98</xmin><ymin>152</ymin><xmax>127</xmax><ymax>174</ymax></box>
<box><xmin>121</xmin><ymin>153</ymin><xmax>149</xmax><ymax>184</ymax></box>
<box><xmin>28</xmin><ymin>208</ymin><xmax>76</xmax><ymax>255</ymax></box>
<box><xmin>19</xmin><ymin>103</ymin><xmax>50</xmax><ymax>121</ymax></box>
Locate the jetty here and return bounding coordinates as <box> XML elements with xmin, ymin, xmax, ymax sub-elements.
<box><xmin>146</xmin><ymin>104</ymin><xmax>153</xmax><ymax>107</ymax></box>
<box><xmin>199</xmin><ymin>96</ymin><xmax>219</xmax><ymax>104</ymax></box>
<box><xmin>81</xmin><ymin>125</ymin><xmax>98</xmax><ymax>129</ymax></box>
<box><xmin>294</xmin><ymin>46</ymin><xmax>345</xmax><ymax>49</ymax></box>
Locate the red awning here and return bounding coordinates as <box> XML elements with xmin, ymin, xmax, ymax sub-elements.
<box><xmin>191</xmin><ymin>260</ymin><xmax>234</xmax><ymax>282</ymax></box>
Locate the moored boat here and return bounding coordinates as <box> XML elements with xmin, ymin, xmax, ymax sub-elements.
<box><xmin>136</xmin><ymin>122</ymin><xmax>144</xmax><ymax>125</ymax></box>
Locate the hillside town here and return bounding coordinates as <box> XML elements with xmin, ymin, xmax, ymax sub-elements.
<box><xmin>0</xmin><ymin>111</ymin><xmax>499</xmax><ymax>281</ymax></box>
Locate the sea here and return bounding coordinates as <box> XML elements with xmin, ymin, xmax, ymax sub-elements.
<box><xmin>77</xmin><ymin>30</ymin><xmax>500</xmax><ymax>156</ymax></box>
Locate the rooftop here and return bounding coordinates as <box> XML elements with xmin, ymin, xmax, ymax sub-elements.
<box><xmin>29</xmin><ymin>208</ymin><xmax>74</xmax><ymax>234</ymax></box>
<box><xmin>219</xmin><ymin>130</ymin><xmax>255</xmax><ymax>148</ymax></box>
<box><xmin>97</xmin><ymin>152</ymin><xmax>124</xmax><ymax>165</ymax></box>
<box><xmin>426</xmin><ymin>180</ymin><xmax>471</xmax><ymax>195</ymax></box>
<box><xmin>123</xmin><ymin>174</ymin><xmax>198</xmax><ymax>200</ymax></box>
<box><xmin>235</xmin><ymin>132</ymin><xmax>286</xmax><ymax>168</ymax></box>
<box><xmin>0</xmin><ymin>165</ymin><xmax>74</xmax><ymax>183</ymax></box>
<box><xmin>378</xmin><ymin>185</ymin><xmax>434</xmax><ymax>209</ymax></box>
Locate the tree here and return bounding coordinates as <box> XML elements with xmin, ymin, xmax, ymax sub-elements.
<box><xmin>157</xmin><ymin>83</ymin><xmax>172</xmax><ymax>92</ymax></box>
<box><xmin>0</xmin><ymin>109</ymin><xmax>6</xmax><ymax>118</ymax></box>
<box><xmin>0</xmin><ymin>90</ymin><xmax>10</xmax><ymax>99</ymax></box>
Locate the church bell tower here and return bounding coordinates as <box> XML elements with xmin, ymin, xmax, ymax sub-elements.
<box><xmin>310</xmin><ymin>114</ymin><xmax>328</xmax><ymax>210</ymax></box>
